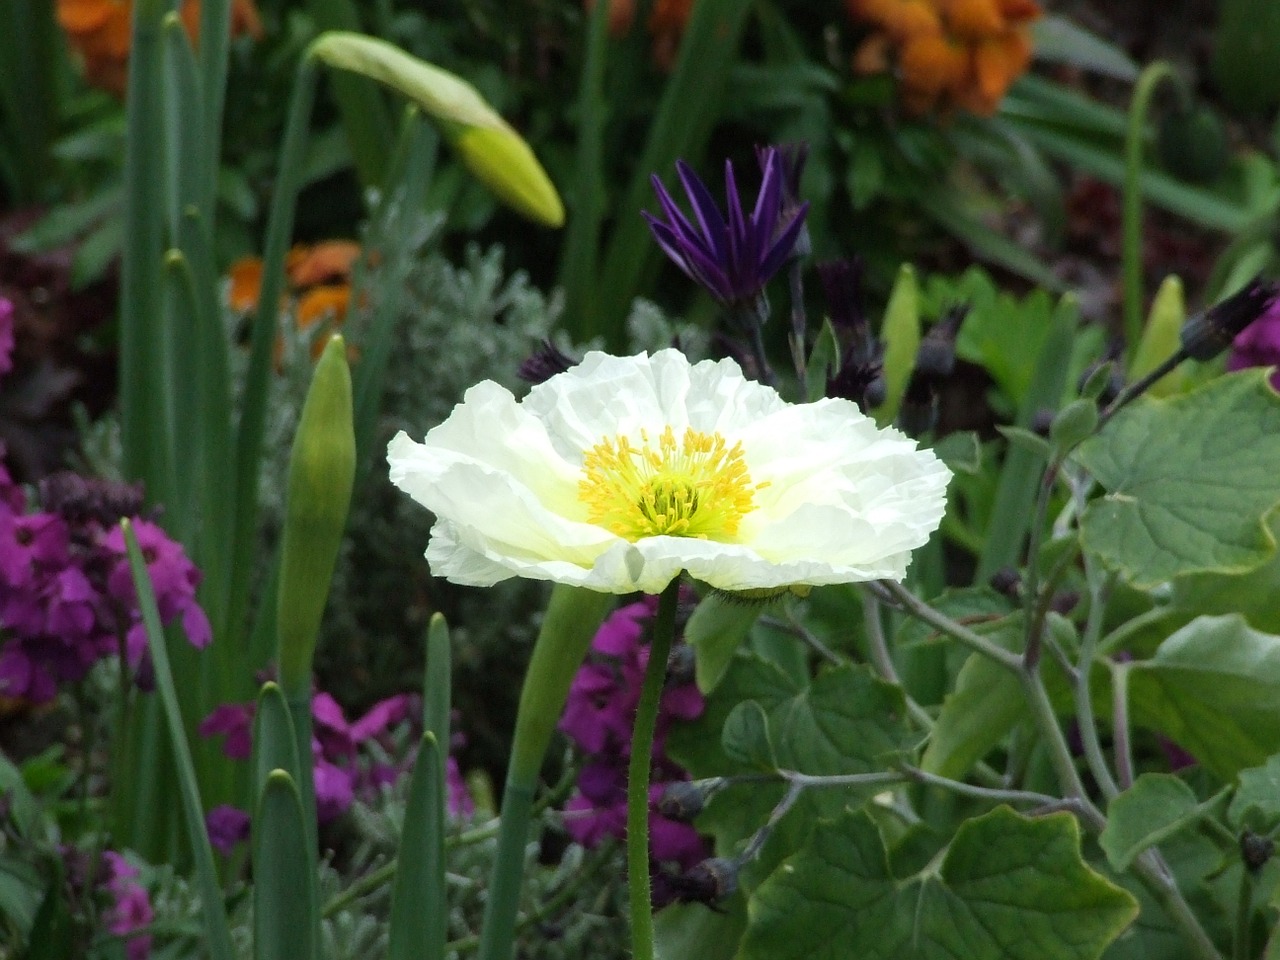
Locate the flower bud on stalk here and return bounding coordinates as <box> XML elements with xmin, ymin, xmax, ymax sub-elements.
<box><xmin>276</xmin><ymin>336</ymin><xmax>356</xmax><ymax>695</ymax></box>
<box><xmin>1180</xmin><ymin>278</ymin><xmax>1280</xmax><ymax>362</ymax></box>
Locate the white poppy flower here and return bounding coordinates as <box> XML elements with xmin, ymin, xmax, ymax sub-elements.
<box><xmin>388</xmin><ymin>349</ymin><xmax>951</xmax><ymax>595</ymax></box>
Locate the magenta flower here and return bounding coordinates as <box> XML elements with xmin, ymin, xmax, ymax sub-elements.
<box><xmin>205</xmin><ymin>804</ymin><xmax>252</xmax><ymax>855</ymax></box>
<box><xmin>643</xmin><ymin>148</ymin><xmax>809</xmax><ymax>308</ymax></box>
<box><xmin>99</xmin><ymin>851</ymin><xmax>154</xmax><ymax>960</ymax></box>
<box><xmin>558</xmin><ymin>598</ymin><xmax>710</xmax><ymax>883</ymax></box>
<box><xmin>0</xmin><ymin>298</ymin><xmax>14</xmax><ymax>378</ymax></box>
<box><xmin>201</xmin><ymin>688</ymin><xmax>473</xmax><ymax>827</ymax></box>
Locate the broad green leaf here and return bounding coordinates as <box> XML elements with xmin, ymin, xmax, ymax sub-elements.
<box><xmin>920</xmin><ymin>621</ymin><xmax>1024</xmax><ymax>778</ymax></box>
<box><xmin>685</xmin><ymin>593</ymin><xmax>766</xmax><ymax>694</ymax></box>
<box><xmin>743</xmin><ymin>807</ymin><xmax>1137</xmax><ymax>960</ymax></box>
<box><xmin>1172</xmin><ymin>516</ymin><xmax>1280</xmax><ymax>634</ymax></box>
<box><xmin>1129</xmin><ymin>615</ymin><xmax>1280</xmax><ymax>779</ymax></box>
<box><xmin>1098</xmin><ymin>774</ymin><xmax>1201</xmax><ymax>871</ymax></box>
<box><xmin>1228</xmin><ymin>753</ymin><xmax>1280</xmax><ymax>832</ymax></box>
<box><xmin>654</xmin><ymin>895</ymin><xmax>748</xmax><ymax>960</ymax></box>
<box><xmin>723</xmin><ymin>701</ymin><xmax>779</xmax><ymax>771</ymax></box>
<box><xmin>667</xmin><ymin>654</ymin><xmax>915</xmax><ymax>882</ymax></box>
<box><xmin>1076</xmin><ymin>371</ymin><xmax>1280</xmax><ymax>588</ymax></box>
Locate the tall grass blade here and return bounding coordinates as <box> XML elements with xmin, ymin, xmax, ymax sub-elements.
<box><xmin>387</xmin><ymin>733</ymin><xmax>447</xmax><ymax>960</ymax></box>
<box><xmin>253</xmin><ymin>771</ymin><xmax>318</xmax><ymax>960</ymax></box>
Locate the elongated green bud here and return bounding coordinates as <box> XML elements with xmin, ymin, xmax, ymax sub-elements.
<box><xmin>876</xmin><ymin>263</ymin><xmax>920</xmax><ymax>426</ymax></box>
<box><xmin>310</xmin><ymin>32</ymin><xmax>564</xmax><ymax>227</ymax></box>
<box><xmin>277</xmin><ymin>335</ymin><xmax>355</xmax><ymax>695</ymax></box>
<box><xmin>1129</xmin><ymin>274</ymin><xmax>1186</xmax><ymax>397</ymax></box>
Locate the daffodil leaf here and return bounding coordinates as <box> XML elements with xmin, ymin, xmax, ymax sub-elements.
<box><xmin>741</xmin><ymin>807</ymin><xmax>1137</xmax><ymax>960</ymax></box>
<box><xmin>1075</xmin><ymin>371</ymin><xmax>1280</xmax><ymax>588</ymax></box>
<box><xmin>1128</xmin><ymin>615</ymin><xmax>1280</xmax><ymax>779</ymax></box>
<box><xmin>1098</xmin><ymin>774</ymin><xmax>1202</xmax><ymax>871</ymax></box>
<box><xmin>1228</xmin><ymin>753</ymin><xmax>1280</xmax><ymax>832</ymax></box>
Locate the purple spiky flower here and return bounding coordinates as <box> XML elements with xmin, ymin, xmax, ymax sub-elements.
<box><xmin>643</xmin><ymin>148</ymin><xmax>809</xmax><ymax>309</ymax></box>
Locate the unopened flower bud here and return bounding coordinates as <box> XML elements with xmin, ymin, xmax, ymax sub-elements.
<box><xmin>1180</xmin><ymin>278</ymin><xmax>1280</xmax><ymax>361</ymax></box>
<box><xmin>657</xmin><ymin>780</ymin><xmax>705</xmax><ymax>822</ymax></box>
<box><xmin>989</xmin><ymin>567</ymin><xmax>1022</xmax><ymax>598</ymax></box>
<box><xmin>668</xmin><ymin>856</ymin><xmax>739</xmax><ymax>905</ymax></box>
<box><xmin>518</xmin><ymin>339</ymin><xmax>577</xmax><ymax>384</ymax></box>
<box><xmin>1241</xmin><ymin>830</ymin><xmax>1274</xmax><ymax>872</ymax></box>
<box><xmin>665</xmin><ymin>643</ymin><xmax>696</xmax><ymax>687</ymax></box>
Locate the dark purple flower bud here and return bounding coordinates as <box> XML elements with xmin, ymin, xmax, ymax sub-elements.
<box><xmin>988</xmin><ymin>567</ymin><xmax>1022</xmax><ymax>598</ymax></box>
<box><xmin>816</xmin><ymin>259</ymin><xmax>866</xmax><ymax>333</ymax></box>
<box><xmin>1181</xmin><ymin>277</ymin><xmax>1280</xmax><ymax>361</ymax></box>
<box><xmin>1242</xmin><ymin>831</ymin><xmax>1274</xmax><ymax>872</ymax></box>
<box><xmin>644</xmin><ymin>149</ymin><xmax>809</xmax><ymax>309</ymax></box>
<box><xmin>206</xmin><ymin>805</ymin><xmax>251</xmax><ymax>855</ymax></box>
<box><xmin>39</xmin><ymin>473</ymin><xmax>146</xmax><ymax>527</ymax></box>
<box><xmin>665</xmin><ymin>643</ymin><xmax>696</xmax><ymax>687</ymax></box>
<box><xmin>518</xmin><ymin>339</ymin><xmax>578</xmax><ymax>385</ymax></box>
<box><xmin>897</xmin><ymin>304</ymin><xmax>970</xmax><ymax>436</ymax></box>
<box><xmin>659</xmin><ymin>856</ymin><xmax>739</xmax><ymax>907</ymax></box>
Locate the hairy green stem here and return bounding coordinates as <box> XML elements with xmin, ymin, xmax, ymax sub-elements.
<box><xmin>626</xmin><ymin>581</ymin><xmax>680</xmax><ymax>960</ymax></box>
<box><xmin>1074</xmin><ymin>565</ymin><xmax>1121</xmax><ymax>800</ymax></box>
<box><xmin>1111</xmin><ymin>661</ymin><xmax>1136</xmax><ymax>790</ymax></box>
<box><xmin>861</xmin><ymin>591</ymin><xmax>935</xmax><ymax>731</ymax></box>
<box><xmin>876</xmin><ymin>580</ymin><xmax>1021</xmax><ymax>672</ymax></box>
<box><xmin>477</xmin><ymin>586</ymin><xmax>612</xmax><ymax>960</ymax></box>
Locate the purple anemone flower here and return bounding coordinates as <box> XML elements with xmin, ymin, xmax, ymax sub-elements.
<box><xmin>643</xmin><ymin>148</ymin><xmax>809</xmax><ymax>308</ymax></box>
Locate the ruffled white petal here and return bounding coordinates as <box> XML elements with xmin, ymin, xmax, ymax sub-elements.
<box><xmin>389</xmin><ymin>348</ymin><xmax>952</xmax><ymax>595</ymax></box>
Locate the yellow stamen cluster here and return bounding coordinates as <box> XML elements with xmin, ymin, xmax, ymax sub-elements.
<box><xmin>579</xmin><ymin>426</ymin><xmax>765</xmax><ymax>541</ymax></box>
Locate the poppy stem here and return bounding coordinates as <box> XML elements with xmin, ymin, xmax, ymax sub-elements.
<box><xmin>626</xmin><ymin>579</ymin><xmax>682</xmax><ymax>960</ymax></box>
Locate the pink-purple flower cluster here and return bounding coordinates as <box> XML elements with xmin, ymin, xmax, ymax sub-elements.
<box><xmin>100</xmin><ymin>851</ymin><xmax>154</xmax><ymax>960</ymax></box>
<box><xmin>60</xmin><ymin>846</ymin><xmax>154</xmax><ymax>960</ymax></box>
<box><xmin>558</xmin><ymin>599</ymin><xmax>710</xmax><ymax>881</ymax></box>
<box><xmin>0</xmin><ymin>294</ymin><xmax>210</xmax><ymax>702</ymax></box>
<box><xmin>199</xmin><ymin>689</ymin><xmax>473</xmax><ymax>851</ymax></box>
<box><xmin>0</xmin><ymin>475</ymin><xmax>211</xmax><ymax>703</ymax></box>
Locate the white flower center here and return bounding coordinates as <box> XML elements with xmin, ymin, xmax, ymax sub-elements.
<box><xmin>579</xmin><ymin>425</ymin><xmax>766</xmax><ymax>541</ymax></box>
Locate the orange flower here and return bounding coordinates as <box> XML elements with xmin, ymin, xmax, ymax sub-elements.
<box><xmin>227</xmin><ymin>256</ymin><xmax>264</xmax><ymax>312</ymax></box>
<box><xmin>223</xmin><ymin>241</ymin><xmax>359</xmax><ymax>369</ymax></box>
<box><xmin>899</xmin><ymin>32</ymin><xmax>970</xmax><ymax>114</ymax></box>
<box><xmin>287</xmin><ymin>240</ymin><xmax>361</xmax><ymax>289</ymax></box>
<box><xmin>57</xmin><ymin>0</ymin><xmax>263</xmax><ymax>96</ymax></box>
<box><xmin>583</xmin><ymin>0</ymin><xmax>637</xmax><ymax>37</ymax></box>
<box><xmin>847</xmin><ymin>0</ymin><xmax>1039</xmax><ymax>116</ymax></box>
<box><xmin>295</xmin><ymin>285</ymin><xmax>351</xmax><ymax>332</ymax></box>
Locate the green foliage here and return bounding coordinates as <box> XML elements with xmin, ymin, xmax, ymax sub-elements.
<box><xmin>1099</xmin><ymin>774</ymin><xmax>1206</xmax><ymax>872</ymax></box>
<box><xmin>1129</xmin><ymin>615</ymin><xmax>1280</xmax><ymax>780</ymax></box>
<box><xmin>1076</xmin><ymin>371</ymin><xmax>1280</xmax><ymax>588</ymax></box>
<box><xmin>742</xmin><ymin>808</ymin><xmax>1137</xmax><ymax>960</ymax></box>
